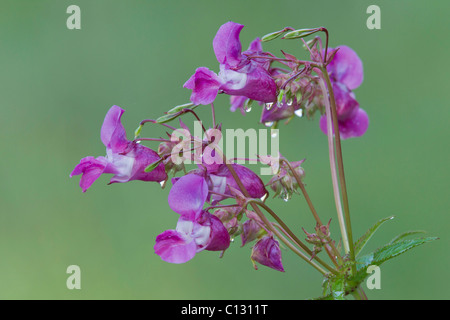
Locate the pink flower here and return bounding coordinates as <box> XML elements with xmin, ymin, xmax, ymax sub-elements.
<box><xmin>70</xmin><ymin>106</ymin><xmax>167</xmax><ymax>192</ymax></box>
<box><xmin>154</xmin><ymin>174</ymin><xmax>230</xmax><ymax>264</ymax></box>
<box><xmin>184</xmin><ymin>21</ymin><xmax>277</xmax><ymax>105</ymax></box>
<box><xmin>319</xmin><ymin>46</ymin><xmax>369</xmax><ymax>139</ymax></box>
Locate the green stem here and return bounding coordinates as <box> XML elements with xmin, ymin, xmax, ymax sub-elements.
<box><xmin>316</xmin><ymin>76</ymin><xmax>349</xmax><ymax>255</ymax></box>
<box><xmin>247</xmin><ymin>199</ymin><xmax>338</xmax><ymax>275</ymax></box>
<box><xmin>279</xmin><ymin>158</ymin><xmax>343</xmax><ymax>265</ymax></box>
<box><xmin>320</xmin><ymin>66</ymin><xmax>356</xmax><ymax>274</ymax></box>
<box><xmin>351</xmin><ymin>286</ymin><xmax>368</xmax><ymax>300</ymax></box>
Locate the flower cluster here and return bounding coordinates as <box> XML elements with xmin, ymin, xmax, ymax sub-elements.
<box><xmin>70</xmin><ymin>21</ymin><xmax>369</xmax><ymax>273</ymax></box>
<box><xmin>184</xmin><ymin>21</ymin><xmax>369</xmax><ymax>139</ymax></box>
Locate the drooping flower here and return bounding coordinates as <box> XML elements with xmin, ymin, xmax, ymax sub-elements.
<box><xmin>154</xmin><ymin>174</ymin><xmax>230</xmax><ymax>264</ymax></box>
<box><xmin>195</xmin><ymin>162</ymin><xmax>268</xmax><ymax>204</ymax></box>
<box><xmin>184</xmin><ymin>21</ymin><xmax>277</xmax><ymax>105</ymax></box>
<box><xmin>70</xmin><ymin>106</ymin><xmax>167</xmax><ymax>192</ymax></box>
<box><xmin>319</xmin><ymin>46</ymin><xmax>369</xmax><ymax>139</ymax></box>
<box><xmin>251</xmin><ymin>236</ymin><xmax>284</xmax><ymax>272</ymax></box>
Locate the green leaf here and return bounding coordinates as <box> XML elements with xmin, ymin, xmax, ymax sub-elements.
<box><xmin>330</xmin><ymin>277</ymin><xmax>346</xmax><ymax>300</ymax></box>
<box><xmin>389</xmin><ymin>230</ymin><xmax>426</xmax><ymax>244</ymax></box>
<box><xmin>364</xmin><ymin>237</ymin><xmax>438</xmax><ymax>266</ymax></box>
<box><xmin>347</xmin><ymin>236</ymin><xmax>438</xmax><ymax>292</ymax></box>
<box><xmin>354</xmin><ymin>216</ymin><xmax>395</xmax><ymax>257</ymax></box>
<box><xmin>356</xmin><ymin>237</ymin><xmax>438</xmax><ymax>272</ymax></box>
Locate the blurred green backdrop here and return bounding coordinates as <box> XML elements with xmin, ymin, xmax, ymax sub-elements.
<box><xmin>0</xmin><ymin>0</ymin><xmax>449</xmax><ymax>300</ymax></box>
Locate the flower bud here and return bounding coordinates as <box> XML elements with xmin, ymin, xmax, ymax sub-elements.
<box><xmin>241</xmin><ymin>215</ymin><xmax>266</xmax><ymax>247</ymax></box>
<box><xmin>261</xmin><ymin>29</ymin><xmax>286</xmax><ymax>42</ymax></box>
<box><xmin>282</xmin><ymin>28</ymin><xmax>318</xmax><ymax>40</ymax></box>
<box><xmin>251</xmin><ymin>236</ymin><xmax>284</xmax><ymax>272</ymax></box>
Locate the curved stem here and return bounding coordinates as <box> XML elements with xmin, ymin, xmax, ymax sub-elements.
<box><xmin>134</xmin><ymin>137</ymin><xmax>171</xmax><ymax>143</ymax></box>
<box><xmin>248</xmin><ymin>199</ymin><xmax>337</xmax><ymax>274</ymax></box>
<box><xmin>139</xmin><ymin>119</ymin><xmax>177</xmax><ymax>131</ymax></box>
<box><xmin>316</xmin><ymin>75</ymin><xmax>349</xmax><ymax>255</ymax></box>
<box><xmin>279</xmin><ymin>158</ymin><xmax>343</xmax><ymax>265</ymax></box>
<box><xmin>216</xmin><ymin>148</ymin><xmax>335</xmax><ymax>275</ymax></box>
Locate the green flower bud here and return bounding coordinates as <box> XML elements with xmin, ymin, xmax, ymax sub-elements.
<box><xmin>283</xmin><ymin>28</ymin><xmax>318</xmax><ymax>40</ymax></box>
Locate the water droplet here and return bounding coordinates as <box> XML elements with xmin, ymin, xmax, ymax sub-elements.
<box><xmin>159</xmin><ymin>180</ymin><xmax>167</xmax><ymax>188</ymax></box>
<box><xmin>260</xmin><ymin>193</ymin><xmax>268</xmax><ymax>202</ymax></box>
<box><xmin>280</xmin><ymin>191</ymin><xmax>291</xmax><ymax>202</ymax></box>
<box><xmin>245</xmin><ymin>105</ymin><xmax>252</xmax><ymax>113</ymax></box>
<box><xmin>287</xmin><ymin>99</ymin><xmax>293</xmax><ymax>106</ymax></box>
<box><xmin>264</xmin><ymin>121</ymin><xmax>274</xmax><ymax>127</ymax></box>
<box><xmin>282</xmin><ymin>192</ymin><xmax>291</xmax><ymax>202</ymax></box>
<box><xmin>265</xmin><ymin>102</ymin><xmax>273</xmax><ymax>110</ymax></box>
<box><xmin>294</xmin><ymin>109</ymin><xmax>303</xmax><ymax>118</ymax></box>
<box><xmin>271</xmin><ymin>129</ymin><xmax>278</xmax><ymax>138</ymax></box>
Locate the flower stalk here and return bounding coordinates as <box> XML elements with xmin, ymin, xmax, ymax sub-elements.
<box><xmin>320</xmin><ymin>66</ymin><xmax>356</xmax><ymax>273</ymax></box>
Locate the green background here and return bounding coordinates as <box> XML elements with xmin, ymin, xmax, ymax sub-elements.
<box><xmin>0</xmin><ymin>0</ymin><xmax>448</xmax><ymax>300</ymax></box>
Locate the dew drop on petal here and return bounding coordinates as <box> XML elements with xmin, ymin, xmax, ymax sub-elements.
<box><xmin>264</xmin><ymin>121</ymin><xmax>274</xmax><ymax>127</ymax></box>
<box><xmin>265</xmin><ymin>102</ymin><xmax>273</xmax><ymax>110</ymax></box>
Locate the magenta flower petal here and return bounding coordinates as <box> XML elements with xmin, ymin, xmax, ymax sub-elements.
<box><xmin>70</xmin><ymin>156</ymin><xmax>109</xmax><ymax>192</ymax></box>
<box><xmin>127</xmin><ymin>144</ymin><xmax>167</xmax><ymax>182</ymax></box>
<box><xmin>327</xmin><ymin>45</ymin><xmax>363</xmax><ymax>90</ymax></box>
<box><xmin>319</xmin><ymin>107</ymin><xmax>369</xmax><ymax>140</ymax></box>
<box><xmin>205</xmin><ymin>214</ymin><xmax>230</xmax><ymax>251</ymax></box>
<box><xmin>230</xmin><ymin>95</ymin><xmax>248</xmax><ymax>114</ymax></box>
<box><xmin>100</xmin><ymin>105</ymin><xmax>128</xmax><ymax>153</ymax></box>
<box><xmin>168</xmin><ymin>174</ymin><xmax>209</xmax><ymax>219</ymax></box>
<box><xmin>215</xmin><ymin>164</ymin><xmax>268</xmax><ymax>200</ymax></box>
<box><xmin>241</xmin><ymin>219</ymin><xmax>263</xmax><ymax>247</ymax></box>
<box><xmin>220</xmin><ymin>65</ymin><xmax>277</xmax><ymax>103</ymax></box>
<box><xmin>332</xmin><ymin>82</ymin><xmax>359</xmax><ymax>119</ymax></box>
<box><xmin>183</xmin><ymin>67</ymin><xmax>221</xmax><ymax>105</ymax></box>
<box><xmin>213</xmin><ymin>21</ymin><xmax>244</xmax><ymax>66</ymax></box>
<box><xmin>245</xmin><ymin>37</ymin><xmax>263</xmax><ymax>54</ymax></box>
<box><xmin>251</xmin><ymin>236</ymin><xmax>284</xmax><ymax>272</ymax></box>
<box><xmin>338</xmin><ymin>108</ymin><xmax>369</xmax><ymax>139</ymax></box>
<box><xmin>260</xmin><ymin>100</ymin><xmax>296</xmax><ymax>123</ymax></box>
<box><xmin>154</xmin><ymin>229</ymin><xmax>198</xmax><ymax>264</ymax></box>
